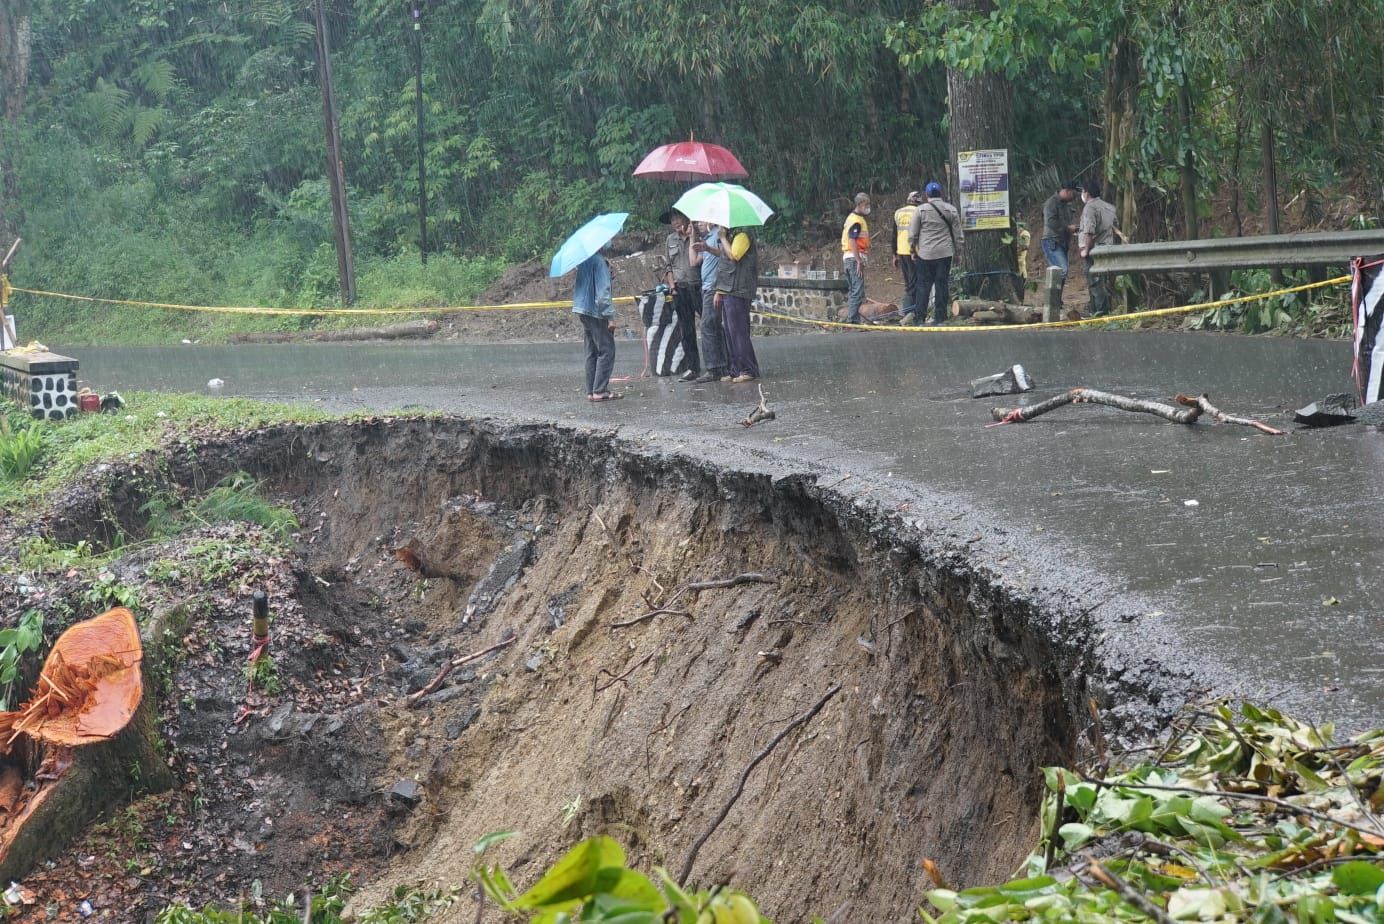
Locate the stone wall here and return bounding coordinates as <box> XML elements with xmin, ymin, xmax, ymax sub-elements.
<box><xmin>753</xmin><ymin>277</ymin><xmax>848</xmax><ymax>322</ymax></box>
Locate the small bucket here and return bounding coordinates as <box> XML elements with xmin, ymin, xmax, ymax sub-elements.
<box><xmin>78</xmin><ymin>393</ymin><xmax>101</xmax><ymax>413</ymax></box>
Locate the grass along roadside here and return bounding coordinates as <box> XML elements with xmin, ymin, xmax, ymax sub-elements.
<box><xmin>0</xmin><ymin>393</ymin><xmax>332</xmax><ymax>513</ymax></box>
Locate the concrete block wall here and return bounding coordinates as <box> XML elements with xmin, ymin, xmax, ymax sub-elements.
<box><xmin>754</xmin><ymin>277</ymin><xmax>849</xmax><ymax>322</ymax></box>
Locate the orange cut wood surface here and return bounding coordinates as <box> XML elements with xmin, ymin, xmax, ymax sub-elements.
<box><xmin>1</xmin><ymin>607</ymin><xmax>143</xmax><ymax>751</ymax></box>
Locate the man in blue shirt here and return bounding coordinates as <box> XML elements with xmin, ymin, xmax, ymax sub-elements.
<box><xmin>690</xmin><ymin>222</ymin><xmax>728</xmax><ymax>383</ymax></box>
<box><xmin>572</xmin><ymin>251</ymin><xmax>620</xmax><ymax>401</ymax></box>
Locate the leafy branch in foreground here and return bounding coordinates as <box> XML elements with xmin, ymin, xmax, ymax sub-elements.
<box><xmin>473</xmin><ymin>832</ymin><xmax>770</xmax><ymax>924</ymax></box>
<box><xmin>919</xmin><ymin>701</ymin><xmax>1384</xmax><ymax>922</ymax></box>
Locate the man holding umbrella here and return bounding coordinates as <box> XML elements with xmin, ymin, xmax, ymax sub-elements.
<box><xmin>660</xmin><ymin>209</ymin><xmax>702</xmax><ymax>382</ymax></box>
<box><xmin>550</xmin><ymin>212</ymin><xmax>627</xmax><ymax>401</ymax></box>
<box><xmin>672</xmin><ymin>182</ymin><xmax>774</xmax><ymax>384</ymax></box>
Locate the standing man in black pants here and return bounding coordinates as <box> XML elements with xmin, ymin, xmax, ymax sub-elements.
<box><xmin>908</xmin><ymin>181</ymin><xmax>964</xmax><ymax>325</ymax></box>
<box><xmin>661</xmin><ymin>209</ymin><xmax>702</xmax><ymax>381</ymax></box>
<box><xmin>892</xmin><ymin>191</ymin><xmax>922</xmax><ymax>322</ymax></box>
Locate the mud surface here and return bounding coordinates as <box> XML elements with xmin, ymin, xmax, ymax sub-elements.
<box><xmin>75</xmin><ymin>331</ymin><xmax>1384</xmax><ymax>734</ymax></box>
<box><xmin>12</xmin><ymin>417</ymin><xmax>1083</xmax><ymax>920</ymax></box>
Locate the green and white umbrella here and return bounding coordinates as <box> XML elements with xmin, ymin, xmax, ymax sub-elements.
<box><xmin>671</xmin><ymin>182</ymin><xmax>774</xmax><ymax>228</ymax></box>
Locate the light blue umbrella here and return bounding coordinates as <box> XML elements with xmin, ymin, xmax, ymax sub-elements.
<box><xmin>549</xmin><ymin>212</ymin><xmax>629</xmax><ymax>277</ymax></box>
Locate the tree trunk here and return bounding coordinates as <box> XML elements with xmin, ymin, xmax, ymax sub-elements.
<box><xmin>0</xmin><ymin>0</ymin><xmax>32</xmax><ymax>246</ymax></box>
<box><xmin>1261</xmin><ymin>117</ymin><xmax>1282</xmax><ymax>283</ymax></box>
<box><xmin>945</xmin><ymin>0</ymin><xmax>1014</xmax><ymax>297</ymax></box>
<box><xmin>1103</xmin><ymin>35</ymin><xmax>1140</xmax><ymax>243</ymax></box>
<box><xmin>1176</xmin><ymin>78</ymin><xmax>1198</xmax><ymax>241</ymax></box>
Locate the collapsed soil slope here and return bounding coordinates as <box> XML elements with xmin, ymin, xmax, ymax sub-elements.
<box><xmin>32</xmin><ymin>417</ymin><xmax>1090</xmax><ymax>920</ymax></box>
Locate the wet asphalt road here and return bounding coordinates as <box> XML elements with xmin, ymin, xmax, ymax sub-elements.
<box><xmin>76</xmin><ymin>330</ymin><xmax>1383</xmax><ymax>730</ymax></box>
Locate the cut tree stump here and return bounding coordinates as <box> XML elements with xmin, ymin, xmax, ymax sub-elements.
<box><xmin>0</xmin><ymin>607</ymin><xmax>179</xmax><ymax>882</ymax></box>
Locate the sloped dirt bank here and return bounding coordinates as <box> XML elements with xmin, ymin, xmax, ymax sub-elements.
<box><xmin>19</xmin><ymin>415</ymin><xmax>1159</xmax><ymax>920</ymax></box>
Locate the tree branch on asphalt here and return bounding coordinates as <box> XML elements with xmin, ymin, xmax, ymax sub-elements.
<box><xmin>739</xmin><ymin>385</ymin><xmax>776</xmax><ymax>427</ymax></box>
<box><xmin>989</xmin><ymin>387</ymin><xmax>1283</xmax><ymax>435</ymax></box>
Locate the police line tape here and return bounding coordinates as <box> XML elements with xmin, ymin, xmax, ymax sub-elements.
<box><xmin>6</xmin><ymin>282</ymin><xmax>637</xmax><ymax>316</ymax></box>
<box><xmin>6</xmin><ymin>275</ymin><xmax>1348</xmax><ymax>328</ymax></box>
<box><xmin>752</xmin><ymin>275</ymin><xmax>1350</xmax><ymax>333</ymax></box>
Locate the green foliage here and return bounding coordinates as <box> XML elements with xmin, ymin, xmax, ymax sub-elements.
<box><xmin>0</xmin><ymin>610</ymin><xmax>45</xmax><ymax>711</ymax></box>
<box><xmin>188</xmin><ymin>472</ymin><xmax>299</xmax><ymax>539</ymax></box>
<box><xmin>85</xmin><ymin>568</ymin><xmax>140</xmax><ymax>611</ymax></box>
<box><xmin>474</xmin><ymin>835</ymin><xmax>772</xmax><ymax>923</ymax></box>
<box><xmin>0</xmin><ymin>393</ymin><xmax>329</xmax><ymax>512</ymax></box>
<box><xmin>919</xmin><ymin>701</ymin><xmax>1384</xmax><ymax>922</ymax></box>
<box><xmin>243</xmin><ymin>655</ymin><xmax>282</xmax><ymax>696</ymax></box>
<box><xmin>1186</xmin><ymin>270</ymin><xmax>1352</xmax><ymax>337</ymax></box>
<box><xmin>157</xmin><ymin>874</ymin><xmax>457</xmax><ymax>923</ymax></box>
<box><xmin>0</xmin><ymin>420</ymin><xmax>45</xmax><ymax>482</ymax></box>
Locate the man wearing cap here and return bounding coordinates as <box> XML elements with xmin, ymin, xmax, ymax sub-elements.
<box><xmin>892</xmin><ymin>192</ymin><xmax>923</xmax><ymax>322</ymax></box>
<box><xmin>661</xmin><ymin>209</ymin><xmax>702</xmax><ymax>380</ymax></box>
<box><xmin>842</xmin><ymin>193</ymin><xmax>871</xmax><ymax>324</ymax></box>
<box><xmin>1077</xmin><ymin>180</ymin><xmax>1121</xmax><ymax>316</ymax></box>
<box><xmin>1041</xmin><ymin>181</ymin><xmax>1080</xmax><ymax>299</ymax></box>
<box><xmin>908</xmin><ymin>181</ymin><xmax>964</xmax><ymax>325</ymax></box>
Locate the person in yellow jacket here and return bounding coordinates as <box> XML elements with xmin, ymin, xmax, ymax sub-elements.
<box><xmin>842</xmin><ymin>192</ymin><xmax>871</xmax><ymax>324</ymax></box>
<box><xmin>892</xmin><ymin>191</ymin><xmax>922</xmax><ymax>322</ymax></box>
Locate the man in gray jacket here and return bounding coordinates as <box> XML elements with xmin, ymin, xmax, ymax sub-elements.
<box><xmin>908</xmin><ymin>181</ymin><xmax>964</xmax><ymax>325</ymax></box>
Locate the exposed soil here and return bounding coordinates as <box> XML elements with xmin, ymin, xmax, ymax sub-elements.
<box><xmin>1</xmin><ymin>416</ymin><xmax>1114</xmax><ymax>921</ymax></box>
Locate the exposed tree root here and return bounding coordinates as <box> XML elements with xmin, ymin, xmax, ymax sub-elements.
<box><xmin>677</xmin><ymin>683</ymin><xmax>842</xmax><ymax>885</ymax></box>
<box><xmin>612</xmin><ymin>573</ymin><xmax>777</xmax><ymax>630</ymax></box>
<box><xmin>989</xmin><ymin>388</ymin><xmax>1284</xmax><ymax>435</ymax></box>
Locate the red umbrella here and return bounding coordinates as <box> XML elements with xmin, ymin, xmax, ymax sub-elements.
<box><xmin>633</xmin><ymin>137</ymin><xmax>748</xmax><ymax>183</ymax></box>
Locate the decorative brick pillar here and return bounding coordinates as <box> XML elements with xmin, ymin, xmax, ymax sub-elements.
<box><xmin>1</xmin><ymin>351</ymin><xmax>80</xmax><ymax>420</ymax></box>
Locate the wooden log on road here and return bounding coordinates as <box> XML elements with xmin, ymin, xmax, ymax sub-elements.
<box><xmin>229</xmin><ymin>319</ymin><xmax>439</xmax><ymax>344</ymax></box>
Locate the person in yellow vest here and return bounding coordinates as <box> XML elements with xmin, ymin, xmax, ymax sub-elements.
<box><xmin>892</xmin><ymin>191</ymin><xmax>922</xmax><ymax>322</ymax></box>
<box><xmin>842</xmin><ymin>192</ymin><xmax>871</xmax><ymax>324</ymax></box>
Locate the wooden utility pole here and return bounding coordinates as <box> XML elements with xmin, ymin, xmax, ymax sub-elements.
<box><xmin>412</xmin><ymin>1</ymin><xmax>427</xmax><ymax>264</ymax></box>
<box><xmin>312</xmin><ymin>0</ymin><xmax>357</xmax><ymax>306</ymax></box>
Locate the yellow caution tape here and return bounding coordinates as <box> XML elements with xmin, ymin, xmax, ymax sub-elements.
<box><xmin>8</xmin><ymin>274</ymin><xmax>1348</xmax><ymax>330</ymax></box>
<box><xmin>755</xmin><ymin>275</ymin><xmax>1350</xmax><ymax>333</ymax></box>
<box><xmin>8</xmin><ymin>285</ymin><xmax>637</xmax><ymax>317</ymax></box>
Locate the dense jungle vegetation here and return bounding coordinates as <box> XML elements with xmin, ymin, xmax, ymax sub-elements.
<box><xmin>0</xmin><ymin>0</ymin><xmax>1379</xmax><ymax>340</ymax></box>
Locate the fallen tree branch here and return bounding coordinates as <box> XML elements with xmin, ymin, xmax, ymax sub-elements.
<box><xmin>1085</xmin><ymin>857</ymin><xmax>1176</xmax><ymax>924</ymax></box>
<box><xmin>405</xmin><ymin>635</ymin><xmax>517</xmax><ymax>707</ymax></box>
<box><xmin>739</xmin><ymin>384</ymin><xmax>776</xmax><ymax>427</ymax></box>
<box><xmin>677</xmin><ymin>683</ymin><xmax>842</xmax><ymax>885</ymax></box>
<box><xmin>1076</xmin><ymin>773</ymin><xmax>1384</xmax><ymax>840</ymax></box>
<box><xmin>616</xmin><ymin>573</ymin><xmax>777</xmax><ymax>630</ymax></box>
<box><xmin>989</xmin><ymin>387</ymin><xmax>1282</xmax><ymax>435</ymax></box>
<box><xmin>609</xmin><ymin>608</ymin><xmax>690</xmax><ymax>629</ymax></box>
<box><xmin>1175</xmin><ymin>393</ymin><xmax>1287</xmax><ymax>435</ymax></box>
<box><xmin>686</xmin><ymin>573</ymin><xmax>776</xmax><ymax>593</ymax></box>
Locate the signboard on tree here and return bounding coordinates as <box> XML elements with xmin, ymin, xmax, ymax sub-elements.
<box><xmin>957</xmin><ymin>149</ymin><xmax>1011</xmax><ymax>231</ymax></box>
